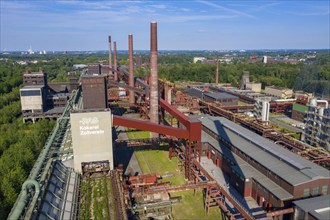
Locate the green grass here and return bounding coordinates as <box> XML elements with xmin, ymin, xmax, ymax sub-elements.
<box><xmin>126</xmin><ymin>128</ymin><xmax>150</xmax><ymax>139</ymax></box>
<box><xmin>79</xmin><ymin>177</ymin><xmax>113</xmax><ymax>220</ymax></box>
<box><xmin>171</xmin><ymin>190</ymin><xmax>223</xmax><ymax>220</ymax></box>
<box><xmin>134</xmin><ymin>150</ymin><xmax>224</xmax><ymax>219</ymax></box>
<box><xmin>134</xmin><ymin>150</ymin><xmax>186</xmax><ymax>186</ymax></box>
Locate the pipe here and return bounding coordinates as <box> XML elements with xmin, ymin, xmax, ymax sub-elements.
<box><xmin>8</xmin><ymin>180</ymin><xmax>40</xmax><ymax>219</ymax></box>
<box><xmin>108</xmin><ymin>35</ymin><xmax>112</xmax><ymax>75</ymax></box>
<box><xmin>114</xmin><ymin>41</ymin><xmax>118</xmax><ymax>81</ymax></box>
<box><xmin>150</xmin><ymin>21</ymin><xmax>159</xmax><ymax>127</ymax></box>
<box><xmin>317</xmin><ymin>100</ymin><xmax>329</xmax><ymax>109</ymax></box>
<box><xmin>128</xmin><ymin>34</ymin><xmax>134</xmax><ymax>105</ymax></box>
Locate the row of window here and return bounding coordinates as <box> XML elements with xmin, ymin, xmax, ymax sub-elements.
<box><xmin>303</xmin><ymin>185</ymin><xmax>328</xmax><ymax>197</ymax></box>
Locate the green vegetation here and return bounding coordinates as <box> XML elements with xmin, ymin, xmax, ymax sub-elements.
<box><xmin>79</xmin><ymin>177</ymin><xmax>114</xmax><ymax>220</ymax></box>
<box><xmin>135</xmin><ymin>150</ymin><xmax>186</xmax><ymax>186</ymax></box>
<box><xmin>126</xmin><ymin>128</ymin><xmax>150</xmax><ymax>139</ymax></box>
<box><xmin>171</xmin><ymin>190</ymin><xmax>223</xmax><ymax>220</ymax></box>
<box><xmin>0</xmin><ymin>58</ymin><xmax>65</xmax><ymax>219</ymax></box>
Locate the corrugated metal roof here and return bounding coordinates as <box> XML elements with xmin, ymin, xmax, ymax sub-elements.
<box><xmin>204</xmin><ymin>92</ymin><xmax>238</xmax><ymax>100</ymax></box>
<box><xmin>293</xmin><ymin>195</ymin><xmax>330</xmax><ymax>211</ymax></box>
<box><xmin>199</xmin><ymin>116</ymin><xmax>330</xmax><ymax>186</ymax></box>
<box><xmin>203</xmin><ymin>130</ymin><xmax>293</xmax><ymax>200</ymax></box>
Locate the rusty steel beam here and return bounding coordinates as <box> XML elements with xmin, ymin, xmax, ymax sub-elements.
<box><xmin>128</xmin><ymin>34</ymin><xmax>134</xmax><ymax>105</ymax></box>
<box><xmin>113</xmin><ymin>115</ymin><xmax>189</xmax><ymax>139</ymax></box>
<box><xmin>159</xmin><ymin>98</ymin><xmax>201</xmax><ymax>141</ymax></box>
<box><xmin>160</xmin><ymin>98</ymin><xmax>189</xmax><ymax>126</ymax></box>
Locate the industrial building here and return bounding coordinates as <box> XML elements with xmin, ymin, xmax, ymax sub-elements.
<box><xmin>81</xmin><ymin>75</ymin><xmax>108</xmax><ymax>109</ymax></box>
<box><xmin>204</xmin><ymin>92</ymin><xmax>239</xmax><ymax>106</ymax></box>
<box><xmin>265</xmin><ymin>86</ymin><xmax>293</xmax><ymax>99</ymax></box>
<box><xmin>20</xmin><ymin>85</ymin><xmax>47</xmax><ymax>116</ymax></box>
<box><xmin>10</xmin><ymin>21</ymin><xmax>330</xmax><ymax>220</ymax></box>
<box><xmin>70</xmin><ymin>109</ymin><xmax>113</xmax><ymax>173</ymax></box>
<box><xmin>304</xmin><ymin>99</ymin><xmax>330</xmax><ymax>151</ymax></box>
<box><xmin>293</xmin><ymin>195</ymin><xmax>330</xmax><ymax>220</ymax></box>
<box><xmin>185</xmin><ymin>87</ymin><xmax>239</xmax><ymax>106</ymax></box>
<box><xmin>246</xmin><ymin>82</ymin><xmax>262</xmax><ymax>93</ymax></box>
<box><xmin>199</xmin><ymin>116</ymin><xmax>330</xmax><ymax>210</ymax></box>
<box><xmin>20</xmin><ymin>71</ymin><xmax>77</xmax><ymax>122</ymax></box>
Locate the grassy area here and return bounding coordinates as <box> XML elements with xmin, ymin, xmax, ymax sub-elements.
<box><xmin>126</xmin><ymin>128</ymin><xmax>150</xmax><ymax>139</ymax></box>
<box><xmin>79</xmin><ymin>177</ymin><xmax>114</xmax><ymax>220</ymax></box>
<box><xmin>171</xmin><ymin>190</ymin><xmax>223</xmax><ymax>220</ymax></box>
<box><xmin>134</xmin><ymin>150</ymin><xmax>186</xmax><ymax>186</ymax></box>
<box><xmin>133</xmin><ymin>149</ymin><xmax>224</xmax><ymax>219</ymax></box>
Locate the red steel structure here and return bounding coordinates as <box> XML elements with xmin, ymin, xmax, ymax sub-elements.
<box><xmin>113</xmin><ymin>98</ymin><xmax>202</xmax><ymax>180</ymax></box>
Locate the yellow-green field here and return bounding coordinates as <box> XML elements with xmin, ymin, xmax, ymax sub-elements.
<box><xmin>134</xmin><ymin>150</ymin><xmax>223</xmax><ymax>219</ymax></box>
<box><xmin>126</xmin><ymin>128</ymin><xmax>150</xmax><ymax>139</ymax></box>
<box><xmin>135</xmin><ymin>150</ymin><xmax>185</xmax><ymax>186</ymax></box>
<box><xmin>171</xmin><ymin>190</ymin><xmax>223</xmax><ymax>220</ymax></box>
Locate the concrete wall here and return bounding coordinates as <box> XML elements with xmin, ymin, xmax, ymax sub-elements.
<box><xmin>265</xmin><ymin>86</ymin><xmax>293</xmax><ymax>99</ymax></box>
<box><xmin>20</xmin><ymin>87</ymin><xmax>44</xmax><ymax>111</ymax></box>
<box><xmin>246</xmin><ymin>83</ymin><xmax>261</xmax><ymax>93</ymax></box>
<box><xmin>70</xmin><ymin>109</ymin><xmax>113</xmax><ymax>173</ymax></box>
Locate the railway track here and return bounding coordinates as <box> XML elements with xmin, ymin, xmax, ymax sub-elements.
<box><xmin>110</xmin><ymin>170</ymin><xmax>128</xmax><ymax>220</ymax></box>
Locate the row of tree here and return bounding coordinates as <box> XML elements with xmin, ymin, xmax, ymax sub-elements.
<box><xmin>0</xmin><ymin>59</ymin><xmax>55</xmax><ymax>219</ymax></box>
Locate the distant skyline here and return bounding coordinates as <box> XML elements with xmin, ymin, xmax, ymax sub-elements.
<box><xmin>1</xmin><ymin>0</ymin><xmax>329</xmax><ymax>51</ymax></box>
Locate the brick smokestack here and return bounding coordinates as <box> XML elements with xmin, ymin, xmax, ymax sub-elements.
<box><xmin>113</xmin><ymin>41</ymin><xmax>118</xmax><ymax>81</ymax></box>
<box><xmin>108</xmin><ymin>36</ymin><xmax>112</xmax><ymax>75</ymax></box>
<box><xmin>150</xmin><ymin>22</ymin><xmax>159</xmax><ymax>127</ymax></box>
<box><xmin>216</xmin><ymin>60</ymin><xmax>219</xmax><ymax>84</ymax></box>
<box><xmin>128</xmin><ymin>34</ymin><xmax>134</xmax><ymax>105</ymax></box>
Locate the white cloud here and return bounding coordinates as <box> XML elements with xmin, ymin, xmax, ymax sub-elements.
<box><xmin>196</xmin><ymin>0</ymin><xmax>255</xmax><ymax>18</ymax></box>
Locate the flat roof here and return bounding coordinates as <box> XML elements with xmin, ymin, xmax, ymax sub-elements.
<box><xmin>204</xmin><ymin>92</ymin><xmax>238</xmax><ymax>100</ymax></box>
<box><xmin>293</xmin><ymin>195</ymin><xmax>330</xmax><ymax>220</ymax></box>
<box><xmin>20</xmin><ymin>85</ymin><xmax>44</xmax><ymax>90</ymax></box>
<box><xmin>265</xmin><ymin>86</ymin><xmax>291</xmax><ymax>90</ymax></box>
<box><xmin>199</xmin><ymin>116</ymin><xmax>330</xmax><ymax>186</ymax></box>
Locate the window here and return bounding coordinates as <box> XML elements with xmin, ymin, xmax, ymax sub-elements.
<box><xmin>303</xmin><ymin>188</ymin><xmax>310</xmax><ymax>197</ymax></box>
<box><xmin>321</xmin><ymin>185</ymin><xmax>328</xmax><ymax>195</ymax></box>
<box><xmin>312</xmin><ymin>186</ymin><xmax>319</xmax><ymax>196</ymax></box>
<box><xmin>20</xmin><ymin>90</ymin><xmax>41</xmax><ymax>96</ymax></box>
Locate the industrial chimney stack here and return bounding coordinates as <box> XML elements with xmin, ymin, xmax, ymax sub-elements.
<box><xmin>113</xmin><ymin>41</ymin><xmax>118</xmax><ymax>82</ymax></box>
<box><xmin>108</xmin><ymin>36</ymin><xmax>112</xmax><ymax>75</ymax></box>
<box><xmin>215</xmin><ymin>60</ymin><xmax>219</xmax><ymax>84</ymax></box>
<box><xmin>128</xmin><ymin>34</ymin><xmax>135</xmax><ymax>105</ymax></box>
<box><xmin>150</xmin><ymin>22</ymin><xmax>159</xmax><ymax>128</ymax></box>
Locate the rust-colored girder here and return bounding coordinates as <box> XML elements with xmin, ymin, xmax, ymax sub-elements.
<box><xmin>159</xmin><ymin>98</ymin><xmax>189</xmax><ymax>126</ymax></box>
<box><xmin>113</xmin><ymin>115</ymin><xmax>190</xmax><ymax>139</ymax></box>
<box><xmin>159</xmin><ymin>98</ymin><xmax>201</xmax><ymax>141</ymax></box>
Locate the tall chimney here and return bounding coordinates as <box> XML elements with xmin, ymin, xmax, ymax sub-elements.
<box><xmin>108</xmin><ymin>36</ymin><xmax>112</xmax><ymax>75</ymax></box>
<box><xmin>113</xmin><ymin>41</ymin><xmax>118</xmax><ymax>81</ymax></box>
<box><xmin>215</xmin><ymin>60</ymin><xmax>219</xmax><ymax>84</ymax></box>
<box><xmin>128</xmin><ymin>34</ymin><xmax>134</xmax><ymax>105</ymax></box>
<box><xmin>150</xmin><ymin>22</ymin><xmax>159</xmax><ymax>126</ymax></box>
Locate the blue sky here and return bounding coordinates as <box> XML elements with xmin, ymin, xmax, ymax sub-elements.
<box><xmin>1</xmin><ymin>0</ymin><xmax>329</xmax><ymax>51</ymax></box>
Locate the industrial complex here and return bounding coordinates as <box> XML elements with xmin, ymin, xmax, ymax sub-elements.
<box><xmin>8</xmin><ymin>22</ymin><xmax>330</xmax><ymax>220</ymax></box>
